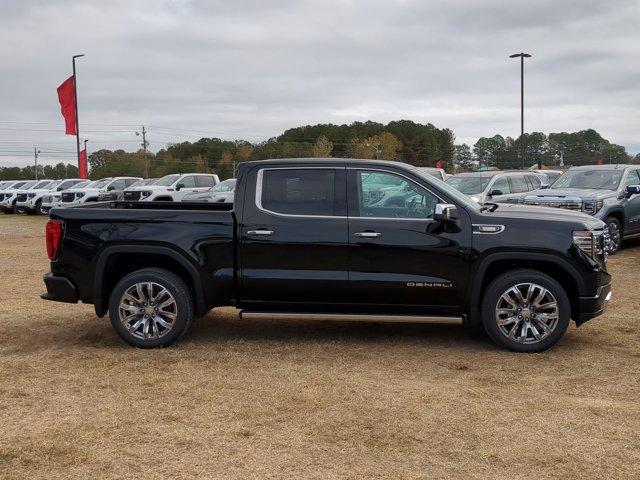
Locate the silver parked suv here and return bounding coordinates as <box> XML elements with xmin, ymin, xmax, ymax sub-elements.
<box><xmin>446</xmin><ymin>170</ymin><xmax>543</xmax><ymax>204</ymax></box>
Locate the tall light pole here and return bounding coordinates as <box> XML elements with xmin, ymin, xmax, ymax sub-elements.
<box><xmin>135</xmin><ymin>126</ymin><xmax>148</xmax><ymax>178</ymax></box>
<box><xmin>509</xmin><ymin>52</ymin><xmax>532</xmax><ymax>169</ymax></box>
<box><xmin>34</xmin><ymin>147</ymin><xmax>41</xmax><ymax>180</ymax></box>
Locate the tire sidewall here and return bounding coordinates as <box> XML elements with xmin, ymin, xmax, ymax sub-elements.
<box><xmin>108</xmin><ymin>269</ymin><xmax>193</xmax><ymax>348</ymax></box>
<box><xmin>482</xmin><ymin>270</ymin><xmax>571</xmax><ymax>353</ymax></box>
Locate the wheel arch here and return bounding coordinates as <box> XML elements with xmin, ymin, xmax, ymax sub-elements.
<box><xmin>605</xmin><ymin>208</ymin><xmax>625</xmax><ymax>233</ymax></box>
<box><xmin>93</xmin><ymin>245</ymin><xmax>206</xmax><ymax>318</ymax></box>
<box><xmin>468</xmin><ymin>252</ymin><xmax>585</xmax><ymax>324</ymax></box>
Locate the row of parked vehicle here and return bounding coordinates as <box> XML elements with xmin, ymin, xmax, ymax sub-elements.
<box><xmin>0</xmin><ymin>173</ymin><xmax>237</xmax><ymax>216</ymax></box>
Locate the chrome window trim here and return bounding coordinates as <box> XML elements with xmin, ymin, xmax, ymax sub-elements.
<box><xmin>254</xmin><ymin>165</ymin><xmax>445</xmax><ymax>222</ymax></box>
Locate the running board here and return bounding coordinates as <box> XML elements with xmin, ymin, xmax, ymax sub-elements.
<box><xmin>239</xmin><ymin>311</ymin><xmax>464</xmax><ymax>325</ymax></box>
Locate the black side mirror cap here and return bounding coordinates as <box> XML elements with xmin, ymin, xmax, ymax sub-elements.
<box><xmin>434</xmin><ymin>203</ymin><xmax>458</xmax><ymax>222</ymax></box>
<box><xmin>626</xmin><ymin>185</ymin><xmax>640</xmax><ymax>197</ymax></box>
<box><xmin>176</xmin><ymin>183</ymin><xmax>184</xmax><ymax>191</ymax></box>
<box><xmin>489</xmin><ymin>189</ymin><xmax>503</xmax><ymax>197</ymax></box>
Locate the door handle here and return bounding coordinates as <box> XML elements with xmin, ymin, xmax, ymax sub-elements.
<box><xmin>354</xmin><ymin>231</ymin><xmax>381</xmax><ymax>238</ymax></box>
<box><xmin>247</xmin><ymin>229</ymin><xmax>274</xmax><ymax>236</ymax></box>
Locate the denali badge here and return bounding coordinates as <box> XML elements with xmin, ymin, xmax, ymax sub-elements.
<box><xmin>407</xmin><ymin>282</ymin><xmax>453</xmax><ymax>288</ymax></box>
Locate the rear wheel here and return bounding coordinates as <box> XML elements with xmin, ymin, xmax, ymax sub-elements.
<box><xmin>605</xmin><ymin>217</ymin><xmax>622</xmax><ymax>255</ymax></box>
<box><xmin>481</xmin><ymin>269</ymin><xmax>570</xmax><ymax>352</ymax></box>
<box><xmin>108</xmin><ymin>268</ymin><xmax>194</xmax><ymax>348</ymax></box>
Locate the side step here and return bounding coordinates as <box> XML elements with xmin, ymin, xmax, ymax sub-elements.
<box><xmin>239</xmin><ymin>311</ymin><xmax>464</xmax><ymax>325</ymax></box>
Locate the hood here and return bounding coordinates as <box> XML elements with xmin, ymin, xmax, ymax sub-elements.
<box><xmin>65</xmin><ymin>187</ymin><xmax>103</xmax><ymax>195</ymax></box>
<box><xmin>526</xmin><ymin>188</ymin><xmax>616</xmax><ymax>200</ymax></box>
<box><xmin>483</xmin><ymin>204</ymin><xmax>604</xmax><ymax>230</ymax></box>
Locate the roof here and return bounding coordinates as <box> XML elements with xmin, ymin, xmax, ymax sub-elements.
<box><xmin>569</xmin><ymin>164</ymin><xmax>635</xmax><ymax>170</ymax></box>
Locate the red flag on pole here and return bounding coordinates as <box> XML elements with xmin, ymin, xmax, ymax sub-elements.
<box><xmin>79</xmin><ymin>148</ymin><xmax>88</xmax><ymax>179</ymax></box>
<box><xmin>57</xmin><ymin>76</ymin><xmax>76</xmax><ymax>135</ymax></box>
<box><xmin>435</xmin><ymin>159</ymin><xmax>443</xmax><ymax>169</ymax></box>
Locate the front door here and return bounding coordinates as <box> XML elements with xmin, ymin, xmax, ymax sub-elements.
<box><xmin>239</xmin><ymin>166</ymin><xmax>350</xmax><ymax>308</ymax></box>
<box><xmin>346</xmin><ymin>168</ymin><xmax>470</xmax><ymax>312</ymax></box>
<box><xmin>622</xmin><ymin>169</ymin><xmax>640</xmax><ymax>234</ymax></box>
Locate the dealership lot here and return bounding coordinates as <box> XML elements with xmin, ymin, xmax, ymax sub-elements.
<box><xmin>1</xmin><ymin>215</ymin><xmax>639</xmax><ymax>479</ymax></box>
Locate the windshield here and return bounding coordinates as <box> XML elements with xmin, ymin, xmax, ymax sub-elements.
<box><xmin>155</xmin><ymin>174</ymin><xmax>181</xmax><ymax>186</ymax></box>
<box><xmin>72</xmin><ymin>180</ymin><xmax>91</xmax><ymax>188</ymax></box>
<box><xmin>32</xmin><ymin>180</ymin><xmax>52</xmax><ymax>189</ymax></box>
<box><xmin>410</xmin><ymin>167</ymin><xmax>481</xmax><ymax>211</ymax></box>
<box><xmin>551</xmin><ymin>169</ymin><xmax>623</xmax><ymax>191</ymax></box>
<box><xmin>16</xmin><ymin>181</ymin><xmax>37</xmax><ymax>190</ymax></box>
<box><xmin>210</xmin><ymin>179</ymin><xmax>236</xmax><ymax>192</ymax></box>
<box><xmin>44</xmin><ymin>180</ymin><xmax>62</xmax><ymax>189</ymax></box>
<box><xmin>129</xmin><ymin>178</ymin><xmax>157</xmax><ymax>187</ymax></box>
<box><xmin>89</xmin><ymin>178</ymin><xmax>112</xmax><ymax>189</ymax></box>
<box><xmin>446</xmin><ymin>175</ymin><xmax>491</xmax><ymax>195</ymax></box>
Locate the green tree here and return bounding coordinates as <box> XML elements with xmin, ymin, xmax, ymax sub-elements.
<box><xmin>312</xmin><ymin>136</ymin><xmax>333</xmax><ymax>157</ymax></box>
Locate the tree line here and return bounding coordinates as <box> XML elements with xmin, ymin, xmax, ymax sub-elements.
<box><xmin>0</xmin><ymin>163</ymin><xmax>79</xmax><ymax>181</ymax></box>
<box><xmin>1</xmin><ymin>122</ymin><xmax>637</xmax><ymax>181</ymax></box>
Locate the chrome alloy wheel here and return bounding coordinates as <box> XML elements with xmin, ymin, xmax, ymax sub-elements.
<box><xmin>118</xmin><ymin>282</ymin><xmax>178</xmax><ymax>340</ymax></box>
<box><xmin>607</xmin><ymin>222</ymin><xmax>621</xmax><ymax>253</ymax></box>
<box><xmin>495</xmin><ymin>282</ymin><xmax>559</xmax><ymax>344</ymax></box>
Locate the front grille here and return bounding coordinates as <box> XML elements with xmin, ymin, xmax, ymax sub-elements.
<box><xmin>16</xmin><ymin>193</ymin><xmax>28</xmax><ymax>202</ymax></box>
<box><xmin>124</xmin><ymin>191</ymin><xmax>142</xmax><ymax>201</ymax></box>
<box><xmin>98</xmin><ymin>193</ymin><xmax>114</xmax><ymax>201</ymax></box>
<box><xmin>62</xmin><ymin>192</ymin><xmax>76</xmax><ymax>202</ymax></box>
<box><xmin>0</xmin><ymin>194</ymin><xmax>5</xmax><ymax>201</ymax></box>
<box><xmin>524</xmin><ymin>199</ymin><xmax>582</xmax><ymax>210</ymax></box>
<box><xmin>42</xmin><ymin>195</ymin><xmax>51</xmax><ymax>203</ymax></box>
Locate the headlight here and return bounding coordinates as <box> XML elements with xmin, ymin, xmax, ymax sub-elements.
<box><xmin>28</xmin><ymin>193</ymin><xmax>36</xmax><ymax>199</ymax></box>
<box><xmin>140</xmin><ymin>191</ymin><xmax>152</xmax><ymax>198</ymax></box>
<box><xmin>75</xmin><ymin>192</ymin><xmax>85</xmax><ymax>198</ymax></box>
<box><xmin>573</xmin><ymin>230</ymin><xmax>605</xmax><ymax>257</ymax></box>
<box><xmin>582</xmin><ymin>199</ymin><xmax>603</xmax><ymax>215</ymax></box>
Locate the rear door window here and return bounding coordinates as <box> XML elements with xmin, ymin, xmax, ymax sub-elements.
<box><xmin>509</xmin><ymin>175</ymin><xmax>529</xmax><ymax>193</ymax></box>
<box><xmin>261</xmin><ymin>169</ymin><xmax>336</xmax><ymax>216</ymax></box>
<box><xmin>196</xmin><ymin>176</ymin><xmax>215</xmax><ymax>188</ymax></box>
<box><xmin>181</xmin><ymin>176</ymin><xmax>197</xmax><ymax>188</ymax></box>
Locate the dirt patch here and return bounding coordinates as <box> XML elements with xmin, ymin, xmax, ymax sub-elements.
<box><xmin>0</xmin><ymin>215</ymin><xmax>638</xmax><ymax>479</ymax></box>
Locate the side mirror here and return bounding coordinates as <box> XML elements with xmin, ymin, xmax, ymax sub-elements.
<box><xmin>489</xmin><ymin>189</ymin><xmax>503</xmax><ymax>197</ymax></box>
<box><xmin>434</xmin><ymin>203</ymin><xmax>458</xmax><ymax>222</ymax></box>
<box><xmin>540</xmin><ymin>185</ymin><xmax>549</xmax><ymax>189</ymax></box>
<box><xmin>175</xmin><ymin>183</ymin><xmax>184</xmax><ymax>191</ymax></box>
<box><xmin>107</xmin><ymin>185</ymin><xmax>115</xmax><ymax>191</ymax></box>
<box><xmin>626</xmin><ymin>185</ymin><xmax>640</xmax><ymax>197</ymax></box>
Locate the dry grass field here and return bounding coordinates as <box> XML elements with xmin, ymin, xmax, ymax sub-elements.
<box><xmin>1</xmin><ymin>214</ymin><xmax>639</xmax><ymax>479</ymax></box>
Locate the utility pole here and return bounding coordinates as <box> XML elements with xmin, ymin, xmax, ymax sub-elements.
<box><xmin>136</xmin><ymin>126</ymin><xmax>149</xmax><ymax>178</ymax></box>
<box><xmin>34</xmin><ymin>147</ymin><xmax>41</xmax><ymax>180</ymax></box>
<box><xmin>509</xmin><ymin>52</ymin><xmax>532</xmax><ymax>169</ymax></box>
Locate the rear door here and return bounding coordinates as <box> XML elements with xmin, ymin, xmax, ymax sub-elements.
<box><xmin>346</xmin><ymin>168</ymin><xmax>470</xmax><ymax>310</ymax></box>
<box><xmin>239</xmin><ymin>166</ymin><xmax>350</xmax><ymax>307</ymax></box>
<box><xmin>505</xmin><ymin>174</ymin><xmax>533</xmax><ymax>203</ymax></box>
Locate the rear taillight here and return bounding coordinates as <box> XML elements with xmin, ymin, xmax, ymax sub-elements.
<box><xmin>46</xmin><ymin>220</ymin><xmax>63</xmax><ymax>260</ymax></box>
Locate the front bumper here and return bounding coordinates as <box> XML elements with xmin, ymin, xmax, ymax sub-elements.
<box><xmin>577</xmin><ymin>282</ymin><xmax>612</xmax><ymax>325</ymax></box>
<box><xmin>15</xmin><ymin>201</ymin><xmax>37</xmax><ymax>212</ymax></box>
<box><xmin>41</xmin><ymin>273</ymin><xmax>79</xmax><ymax>303</ymax></box>
<box><xmin>0</xmin><ymin>200</ymin><xmax>15</xmax><ymax>212</ymax></box>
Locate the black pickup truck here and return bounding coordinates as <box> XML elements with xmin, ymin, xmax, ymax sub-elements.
<box><xmin>42</xmin><ymin>159</ymin><xmax>612</xmax><ymax>352</ymax></box>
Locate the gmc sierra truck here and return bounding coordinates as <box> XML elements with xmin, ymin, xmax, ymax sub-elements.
<box><xmin>42</xmin><ymin>159</ymin><xmax>612</xmax><ymax>352</ymax></box>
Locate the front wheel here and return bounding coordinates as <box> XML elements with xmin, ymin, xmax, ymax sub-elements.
<box><xmin>108</xmin><ymin>268</ymin><xmax>194</xmax><ymax>348</ymax></box>
<box><xmin>481</xmin><ymin>269</ymin><xmax>570</xmax><ymax>352</ymax></box>
<box><xmin>605</xmin><ymin>217</ymin><xmax>622</xmax><ymax>255</ymax></box>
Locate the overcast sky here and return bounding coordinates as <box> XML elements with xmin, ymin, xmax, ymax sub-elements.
<box><xmin>1</xmin><ymin>0</ymin><xmax>639</xmax><ymax>167</ymax></box>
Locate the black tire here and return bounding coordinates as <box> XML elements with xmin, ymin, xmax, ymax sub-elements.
<box><xmin>605</xmin><ymin>217</ymin><xmax>622</xmax><ymax>255</ymax></box>
<box><xmin>481</xmin><ymin>269</ymin><xmax>571</xmax><ymax>353</ymax></box>
<box><xmin>27</xmin><ymin>200</ymin><xmax>41</xmax><ymax>215</ymax></box>
<box><xmin>108</xmin><ymin>268</ymin><xmax>194</xmax><ymax>348</ymax></box>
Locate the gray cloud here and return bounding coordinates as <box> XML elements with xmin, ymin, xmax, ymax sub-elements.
<box><xmin>0</xmin><ymin>0</ymin><xmax>638</xmax><ymax>167</ymax></box>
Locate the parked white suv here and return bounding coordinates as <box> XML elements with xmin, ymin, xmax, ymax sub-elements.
<box><xmin>0</xmin><ymin>180</ymin><xmax>40</xmax><ymax>213</ymax></box>
<box><xmin>58</xmin><ymin>177</ymin><xmax>141</xmax><ymax>206</ymax></box>
<box><xmin>16</xmin><ymin>178</ymin><xmax>86</xmax><ymax>214</ymax></box>
<box><xmin>132</xmin><ymin>173</ymin><xmax>219</xmax><ymax>201</ymax></box>
<box><xmin>39</xmin><ymin>179</ymin><xmax>89</xmax><ymax>215</ymax></box>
